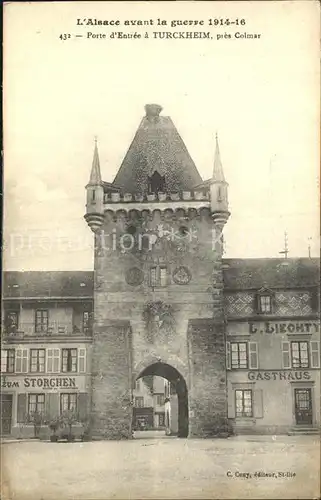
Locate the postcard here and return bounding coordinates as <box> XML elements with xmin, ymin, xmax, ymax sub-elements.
<box><xmin>2</xmin><ymin>1</ymin><xmax>320</xmax><ymax>499</ymax></box>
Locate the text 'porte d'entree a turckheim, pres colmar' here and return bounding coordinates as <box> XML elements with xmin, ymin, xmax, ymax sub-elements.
<box><xmin>1</xmin><ymin>104</ymin><xmax>320</xmax><ymax>439</ymax></box>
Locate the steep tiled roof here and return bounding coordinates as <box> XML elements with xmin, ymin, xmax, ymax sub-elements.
<box><xmin>3</xmin><ymin>259</ymin><xmax>319</xmax><ymax>299</ymax></box>
<box><xmin>112</xmin><ymin>104</ymin><xmax>203</xmax><ymax>194</ymax></box>
<box><xmin>3</xmin><ymin>271</ymin><xmax>94</xmax><ymax>299</ymax></box>
<box><xmin>223</xmin><ymin>258</ymin><xmax>320</xmax><ymax>290</ymax></box>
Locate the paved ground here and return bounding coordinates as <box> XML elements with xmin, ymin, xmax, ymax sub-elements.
<box><xmin>1</xmin><ymin>434</ymin><xmax>320</xmax><ymax>500</ymax></box>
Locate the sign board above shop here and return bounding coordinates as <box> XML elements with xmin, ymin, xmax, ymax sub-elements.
<box><xmin>1</xmin><ymin>376</ymin><xmax>78</xmax><ymax>390</ymax></box>
<box><xmin>249</xmin><ymin>321</ymin><xmax>320</xmax><ymax>334</ymax></box>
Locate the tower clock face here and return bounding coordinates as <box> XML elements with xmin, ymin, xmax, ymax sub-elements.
<box><xmin>172</xmin><ymin>266</ymin><xmax>192</xmax><ymax>285</ymax></box>
<box><xmin>125</xmin><ymin>267</ymin><xmax>144</xmax><ymax>286</ymax></box>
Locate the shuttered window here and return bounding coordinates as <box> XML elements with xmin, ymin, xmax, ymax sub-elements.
<box><xmin>61</xmin><ymin>349</ymin><xmax>77</xmax><ymax>373</ymax></box>
<box><xmin>235</xmin><ymin>390</ymin><xmax>253</xmax><ymax>417</ymax></box>
<box><xmin>231</xmin><ymin>342</ymin><xmax>248</xmax><ymax>369</ymax></box>
<box><xmin>30</xmin><ymin>349</ymin><xmax>45</xmax><ymax>373</ymax></box>
<box><xmin>1</xmin><ymin>350</ymin><xmax>15</xmax><ymax>373</ymax></box>
<box><xmin>28</xmin><ymin>394</ymin><xmax>45</xmax><ymax>415</ymax></box>
<box><xmin>291</xmin><ymin>341</ymin><xmax>309</xmax><ymax>368</ymax></box>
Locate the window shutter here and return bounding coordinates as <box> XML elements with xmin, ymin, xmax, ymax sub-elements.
<box><xmin>282</xmin><ymin>341</ymin><xmax>291</xmax><ymax>369</ymax></box>
<box><xmin>1</xmin><ymin>350</ymin><xmax>6</xmax><ymax>372</ymax></box>
<box><xmin>46</xmin><ymin>349</ymin><xmax>53</xmax><ymax>372</ymax></box>
<box><xmin>45</xmin><ymin>393</ymin><xmax>59</xmax><ymax>419</ymax></box>
<box><xmin>78</xmin><ymin>348</ymin><xmax>86</xmax><ymax>373</ymax></box>
<box><xmin>52</xmin><ymin>349</ymin><xmax>60</xmax><ymax>373</ymax></box>
<box><xmin>310</xmin><ymin>341</ymin><xmax>320</xmax><ymax>368</ymax></box>
<box><xmin>253</xmin><ymin>389</ymin><xmax>264</xmax><ymax>418</ymax></box>
<box><xmin>78</xmin><ymin>393</ymin><xmax>89</xmax><ymax>422</ymax></box>
<box><xmin>226</xmin><ymin>342</ymin><xmax>231</xmax><ymax>370</ymax></box>
<box><xmin>16</xmin><ymin>349</ymin><xmax>28</xmax><ymax>373</ymax></box>
<box><xmin>227</xmin><ymin>388</ymin><xmax>235</xmax><ymax>418</ymax></box>
<box><xmin>249</xmin><ymin>342</ymin><xmax>258</xmax><ymax>369</ymax></box>
<box><xmin>17</xmin><ymin>393</ymin><xmax>27</xmax><ymax>423</ymax></box>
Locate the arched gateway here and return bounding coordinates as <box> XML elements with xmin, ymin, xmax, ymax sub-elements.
<box><xmin>85</xmin><ymin>105</ymin><xmax>230</xmax><ymax>440</ymax></box>
<box><xmin>136</xmin><ymin>362</ymin><xmax>189</xmax><ymax>438</ymax></box>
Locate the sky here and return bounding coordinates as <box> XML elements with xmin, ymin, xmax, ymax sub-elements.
<box><xmin>3</xmin><ymin>1</ymin><xmax>320</xmax><ymax>271</ymax></box>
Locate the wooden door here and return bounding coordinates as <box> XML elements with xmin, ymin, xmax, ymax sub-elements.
<box><xmin>295</xmin><ymin>388</ymin><xmax>312</xmax><ymax>425</ymax></box>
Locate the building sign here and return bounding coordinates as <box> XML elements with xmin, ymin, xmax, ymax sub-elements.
<box><xmin>249</xmin><ymin>321</ymin><xmax>320</xmax><ymax>335</ymax></box>
<box><xmin>1</xmin><ymin>376</ymin><xmax>78</xmax><ymax>389</ymax></box>
<box><xmin>248</xmin><ymin>371</ymin><xmax>311</xmax><ymax>381</ymax></box>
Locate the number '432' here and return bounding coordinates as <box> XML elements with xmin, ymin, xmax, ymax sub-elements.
<box><xmin>59</xmin><ymin>34</ymin><xmax>71</xmax><ymax>40</ymax></box>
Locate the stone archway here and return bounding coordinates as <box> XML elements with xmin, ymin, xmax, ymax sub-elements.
<box><xmin>135</xmin><ymin>362</ymin><xmax>189</xmax><ymax>438</ymax></box>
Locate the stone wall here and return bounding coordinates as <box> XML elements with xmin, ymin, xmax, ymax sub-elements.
<box><xmin>90</xmin><ymin>321</ymin><xmax>132</xmax><ymax>440</ymax></box>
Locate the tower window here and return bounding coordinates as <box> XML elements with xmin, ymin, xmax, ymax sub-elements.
<box><xmin>150</xmin><ymin>266</ymin><xmax>168</xmax><ymax>287</ymax></box>
<box><xmin>92</xmin><ymin>190</ymin><xmax>96</xmax><ymax>201</ymax></box>
<box><xmin>148</xmin><ymin>171</ymin><xmax>166</xmax><ymax>194</ymax></box>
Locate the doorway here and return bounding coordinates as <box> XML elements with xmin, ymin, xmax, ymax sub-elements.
<box><xmin>294</xmin><ymin>388</ymin><xmax>313</xmax><ymax>425</ymax></box>
<box><xmin>133</xmin><ymin>362</ymin><xmax>188</xmax><ymax>438</ymax></box>
<box><xmin>1</xmin><ymin>394</ymin><xmax>13</xmax><ymax>435</ymax></box>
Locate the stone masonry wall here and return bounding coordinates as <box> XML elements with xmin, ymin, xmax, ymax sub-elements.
<box><xmin>90</xmin><ymin>320</ymin><xmax>132</xmax><ymax>440</ymax></box>
<box><xmin>91</xmin><ymin>208</ymin><xmax>227</xmax><ymax>438</ymax></box>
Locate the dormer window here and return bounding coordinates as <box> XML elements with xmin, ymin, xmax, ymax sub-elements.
<box><xmin>148</xmin><ymin>171</ymin><xmax>166</xmax><ymax>194</ymax></box>
<box><xmin>259</xmin><ymin>295</ymin><xmax>272</xmax><ymax>314</ymax></box>
<box><xmin>256</xmin><ymin>287</ymin><xmax>274</xmax><ymax>315</ymax></box>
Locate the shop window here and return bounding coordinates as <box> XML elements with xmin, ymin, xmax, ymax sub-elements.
<box><xmin>28</xmin><ymin>394</ymin><xmax>45</xmax><ymax>416</ymax></box>
<box><xmin>134</xmin><ymin>397</ymin><xmax>144</xmax><ymax>408</ymax></box>
<box><xmin>60</xmin><ymin>393</ymin><xmax>77</xmax><ymax>413</ymax></box>
<box><xmin>30</xmin><ymin>349</ymin><xmax>45</xmax><ymax>373</ymax></box>
<box><xmin>235</xmin><ymin>390</ymin><xmax>253</xmax><ymax>417</ymax></box>
<box><xmin>156</xmin><ymin>394</ymin><xmax>165</xmax><ymax>406</ymax></box>
<box><xmin>1</xmin><ymin>349</ymin><xmax>15</xmax><ymax>373</ymax></box>
<box><xmin>291</xmin><ymin>341</ymin><xmax>309</xmax><ymax>368</ymax></box>
<box><xmin>231</xmin><ymin>342</ymin><xmax>248</xmax><ymax>369</ymax></box>
<box><xmin>150</xmin><ymin>266</ymin><xmax>168</xmax><ymax>287</ymax></box>
<box><xmin>61</xmin><ymin>348</ymin><xmax>77</xmax><ymax>373</ymax></box>
<box><xmin>35</xmin><ymin>309</ymin><xmax>49</xmax><ymax>333</ymax></box>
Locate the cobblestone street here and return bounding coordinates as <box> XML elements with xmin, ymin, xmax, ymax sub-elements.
<box><xmin>1</xmin><ymin>435</ymin><xmax>319</xmax><ymax>500</ymax></box>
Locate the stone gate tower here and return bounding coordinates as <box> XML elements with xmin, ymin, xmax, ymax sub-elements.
<box><xmin>84</xmin><ymin>104</ymin><xmax>230</xmax><ymax>439</ymax></box>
